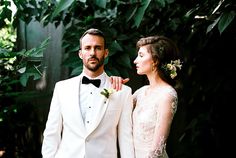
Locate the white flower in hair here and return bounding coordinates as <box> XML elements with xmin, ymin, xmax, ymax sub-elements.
<box><xmin>162</xmin><ymin>59</ymin><xmax>182</xmax><ymax>79</ymax></box>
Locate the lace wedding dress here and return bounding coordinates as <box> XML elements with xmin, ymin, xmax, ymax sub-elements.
<box><xmin>133</xmin><ymin>85</ymin><xmax>178</xmax><ymax>158</ymax></box>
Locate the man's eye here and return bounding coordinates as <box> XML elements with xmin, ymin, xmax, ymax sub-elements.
<box><xmin>96</xmin><ymin>47</ymin><xmax>102</xmax><ymax>51</ymax></box>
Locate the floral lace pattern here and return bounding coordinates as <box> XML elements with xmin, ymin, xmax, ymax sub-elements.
<box><xmin>133</xmin><ymin>85</ymin><xmax>177</xmax><ymax>158</ymax></box>
<box><xmin>148</xmin><ymin>136</ymin><xmax>166</xmax><ymax>158</ymax></box>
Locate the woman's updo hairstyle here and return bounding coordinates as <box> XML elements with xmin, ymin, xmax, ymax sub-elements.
<box><xmin>136</xmin><ymin>35</ymin><xmax>181</xmax><ymax>86</ymax></box>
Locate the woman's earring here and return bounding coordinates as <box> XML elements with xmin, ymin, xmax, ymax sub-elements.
<box><xmin>152</xmin><ymin>63</ymin><xmax>155</xmax><ymax>71</ymax></box>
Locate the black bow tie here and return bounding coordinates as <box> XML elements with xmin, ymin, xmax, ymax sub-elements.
<box><xmin>82</xmin><ymin>76</ymin><xmax>101</xmax><ymax>88</ymax></box>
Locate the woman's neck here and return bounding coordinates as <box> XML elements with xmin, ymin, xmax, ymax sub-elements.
<box><xmin>147</xmin><ymin>73</ymin><xmax>168</xmax><ymax>89</ymax></box>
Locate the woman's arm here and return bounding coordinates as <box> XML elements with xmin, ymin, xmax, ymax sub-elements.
<box><xmin>149</xmin><ymin>92</ymin><xmax>177</xmax><ymax>157</ymax></box>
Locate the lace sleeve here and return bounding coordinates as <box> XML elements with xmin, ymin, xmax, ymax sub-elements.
<box><xmin>148</xmin><ymin>90</ymin><xmax>178</xmax><ymax>158</ymax></box>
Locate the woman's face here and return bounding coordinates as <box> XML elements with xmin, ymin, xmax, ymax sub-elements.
<box><xmin>134</xmin><ymin>45</ymin><xmax>154</xmax><ymax>75</ymax></box>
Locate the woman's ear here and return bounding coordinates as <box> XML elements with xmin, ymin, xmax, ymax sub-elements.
<box><xmin>154</xmin><ymin>60</ymin><xmax>159</xmax><ymax>67</ymax></box>
<box><xmin>152</xmin><ymin>60</ymin><xmax>158</xmax><ymax>72</ymax></box>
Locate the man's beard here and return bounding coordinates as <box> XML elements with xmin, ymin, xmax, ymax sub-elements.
<box><xmin>85</xmin><ymin>55</ymin><xmax>105</xmax><ymax>72</ymax></box>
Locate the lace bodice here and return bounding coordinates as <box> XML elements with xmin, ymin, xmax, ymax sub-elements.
<box><xmin>133</xmin><ymin>85</ymin><xmax>177</xmax><ymax>158</ymax></box>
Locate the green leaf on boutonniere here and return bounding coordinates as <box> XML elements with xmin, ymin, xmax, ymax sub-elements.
<box><xmin>100</xmin><ymin>88</ymin><xmax>115</xmax><ymax>99</ymax></box>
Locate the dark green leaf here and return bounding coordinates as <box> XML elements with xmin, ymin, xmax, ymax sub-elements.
<box><xmin>71</xmin><ymin>66</ymin><xmax>83</xmax><ymax>76</ymax></box>
<box><xmin>109</xmin><ymin>40</ymin><xmax>123</xmax><ymax>56</ymax></box>
<box><xmin>206</xmin><ymin>16</ymin><xmax>220</xmax><ymax>34</ymax></box>
<box><xmin>95</xmin><ymin>0</ymin><xmax>107</xmax><ymax>8</ymax></box>
<box><xmin>133</xmin><ymin>0</ymin><xmax>151</xmax><ymax>27</ymax></box>
<box><xmin>52</xmin><ymin>0</ymin><xmax>75</xmax><ymax>18</ymax></box>
<box><xmin>116</xmin><ymin>53</ymin><xmax>132</xmax><ymax>69</ymax></box>
<box><xmin>125</xmin><ymin>5</ymin><xmax>138</xmax><ymax>22</ymax></box>
<box><xmin>19</xmin><ymin>73</ymin><xmax>29</xmax><ymax>87</ymax></box>
<box><xmin>218</xmin><ymin>11</ymin><xmax>235</xmax><ymax>34</ymax></box>
<box><xmin>156</xmin><ymin>0</ymin><xmax>165</xmax><ymax>8</ymax></box>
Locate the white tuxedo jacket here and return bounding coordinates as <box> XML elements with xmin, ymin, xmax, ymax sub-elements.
<box><xmin>41</xmin><ymin>73</ymin><xmax>134</xmax><ymax>158</ymax></box>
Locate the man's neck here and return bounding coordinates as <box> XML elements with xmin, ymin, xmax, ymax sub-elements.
<box><xmin>83</xmin><ymin>69</ymin><xmax>104</xmax><ymax>78</ymax></box>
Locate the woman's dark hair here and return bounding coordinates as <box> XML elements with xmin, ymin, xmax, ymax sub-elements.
<box><xmin>136</xmin><ymin>35</ymin><xmax>181</xmax><ymax>86</ymax></box>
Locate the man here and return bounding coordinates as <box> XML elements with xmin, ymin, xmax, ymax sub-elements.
<box><xmin>41</xmin><ymin>28</ymin><xmax>134</xmax><ymax>158</ymax></box>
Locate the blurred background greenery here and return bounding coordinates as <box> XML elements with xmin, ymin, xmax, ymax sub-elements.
<box><xmin>0</xmin><ymin>0</ymin><xmax>235</xmax><ymax>157</ymax></box>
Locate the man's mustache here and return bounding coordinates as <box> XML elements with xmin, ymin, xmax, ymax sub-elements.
<box><xmin>88</xmin><ymin>56</ymin><xmax>99</xmax><ymax>61</ymax></box>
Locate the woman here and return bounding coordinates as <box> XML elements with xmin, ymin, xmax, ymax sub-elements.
<box><xmin>132</xmin><ymin>35</ymin><xmax>181</xmax><ymax>158</ymax></box>
<box><xmin>111</xmin><ymin>35</ymin><xmax>182</xmax><ymax>158</ymax></box>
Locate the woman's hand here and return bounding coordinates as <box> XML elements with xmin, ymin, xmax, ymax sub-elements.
<box><xmin>110</xmin><ymin>76</ymin><xmax>130</xmax><ymax>91</ymax></box>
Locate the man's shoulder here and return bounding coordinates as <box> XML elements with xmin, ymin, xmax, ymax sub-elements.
<box><xmin>122</xmin><ymin>84</ymin><xmax>132</xmax><ymax>90</ymax></box>
<box><xmin>119</xmin><ymin>84</ymin><xmax>132</xmax><ymax>94</ymax></box>
<box><xmin>56</xmin><ymin>75</ymin><xmax>80</xmax><ymax>86</ymax></box>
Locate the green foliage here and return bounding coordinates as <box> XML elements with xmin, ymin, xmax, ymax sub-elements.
<box><xmin>218</xmin><ymin>10</ymin><xmax>235</xmax><ymax>34</ymax></box>
<box><xmin>0</xmin><ymin>0</ymin><xmax>12</xmax><ymax>29</ymax></box>
<box><xmin>0</xmin><ymin>0</ymin><xmax>235</xmax><ymax>157</ymax></box>
<box><xmin>0</xmin><ymin>38</ymin><xmax>50</xmax><ymax>87</ymax></box>
<box><xmin>0</xmin><ymin>4</ymin><xmax>50</xmax><ymax>156</ymax></box>
<box><xmin>0</xmin><ymin>21</ymin><xmax>15</xmax><ymax>49</ymax></box>
<box><xmin>132</xmin><ymin>0</ymin><xmax>151</xmax><ymax>27</ymax></box>
<box><xmin>10</xmin><ymin>0</ymin><xmax>235</xmax><ymax>78</ymax></box>
<box><xmin>51</xmin><ymin>0</ymin><xmax>75</xmax><ymax>19</ymax></box>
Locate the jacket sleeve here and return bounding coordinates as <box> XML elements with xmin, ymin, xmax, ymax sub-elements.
<box><xmin>118</xmin><ymin>86</ymin><xmax>135</xmax><ymax>158</ymax></box>
<box><xmin>41</xmin><ymin>83</ymin><xmax>63</xmax><ymax>158</ymax></box>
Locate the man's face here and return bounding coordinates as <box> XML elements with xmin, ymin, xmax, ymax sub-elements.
<box><xmin>79</xmin><ymin>34</ymin><xmax>108</xmax><ymax>72</ymax></box>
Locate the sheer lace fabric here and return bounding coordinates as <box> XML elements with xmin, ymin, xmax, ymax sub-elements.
<box><xmin>133</xmin><ymin>85</ymin><xmax>177</xmax><ymax>158</ymax></box>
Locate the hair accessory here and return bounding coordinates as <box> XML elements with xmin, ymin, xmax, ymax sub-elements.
<box><xmin>161</xmin><ymin>59</ymin><xmax>182</xmax><ymax>79</ymax></box>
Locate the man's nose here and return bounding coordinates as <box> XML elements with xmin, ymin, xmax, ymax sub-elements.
<box><xmin>89</xmin><ymin>48</ymin><xmax>96</xmax><ymax>55</ymax></box>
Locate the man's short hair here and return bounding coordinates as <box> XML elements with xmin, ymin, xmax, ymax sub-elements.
<box><xmin>80</xmin><ymin>28</ymin><xmax>107</xmax><ymax>49</ymax></box>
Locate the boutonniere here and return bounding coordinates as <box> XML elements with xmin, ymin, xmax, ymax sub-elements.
<box><xmin>100</xmin><ymin>88</ymin><xmax>115</xmax><ymax>99</ymax></box>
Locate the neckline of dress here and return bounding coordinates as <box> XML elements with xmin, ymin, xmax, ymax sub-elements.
<box><xmin>144</xmin><ymin>85</ymin><xmax>173</xmax><ymax>96</ymax></box>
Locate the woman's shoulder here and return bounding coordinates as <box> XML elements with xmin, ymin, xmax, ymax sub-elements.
<box><xmin>133</xmin><ymin>85</ymin><xmax>149</xmax><ymax>95</ymax></box>
<box><xmin>160</xmin><ymin>85</ymin><xmax>177</xmax><ymax>97</ymax></box>
<box><xmin>160</xmin><ymin>86</ymin><xmax>178</xmax><ymax>104</ymax></box>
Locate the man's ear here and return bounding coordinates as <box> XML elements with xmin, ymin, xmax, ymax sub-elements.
<box><xmin>104</xmin><ymin>49</ymin><xmax>109</xmax><ymax>58</ymax></box>
<box><xmin>78</xmin><ymin>50</ymin><xmax>83</xmax><ymax>59</ymax></box>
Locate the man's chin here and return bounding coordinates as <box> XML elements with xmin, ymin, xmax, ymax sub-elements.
<box><xmin>87</xmin><ymin>65</ymin><xmax>99</xmax><ymax>71</ymax></box>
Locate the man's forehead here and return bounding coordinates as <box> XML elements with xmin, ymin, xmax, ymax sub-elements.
<box><xmin>81</xmin><ymin>34</ymin><xmax>105</xmax><ymax>46</ymax></box>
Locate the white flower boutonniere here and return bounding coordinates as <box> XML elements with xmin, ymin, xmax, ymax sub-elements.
<box><xmin>100</xmin><ymin>88</ymin><xmax>115</xmax><ymax>99</ymax></box>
